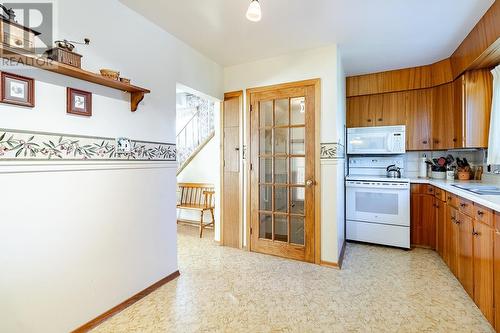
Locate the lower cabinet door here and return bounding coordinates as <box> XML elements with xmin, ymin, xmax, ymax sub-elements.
<box><xmin>458</xmin><ymin>213</ymin><xmax>474</xmax><ymax>297</ymax></box>
<box><xmin>411</xmin><ymin>193</ymin><xmax>436</xmax><ymax>248</ymax></box>
<box><xmin>473</xmin><ymin>220</ymin><xmax>494</xmax><ymax>325</ymax></box>
<box><xmin>449</xmin><ymin>208</ymin><xmax>460</xmax><ymax>277</ymax></box>
<box><xmin>494</xmin><ymin>224</ymin><xmax>500</xmax><ymax>331</ymax></box>
<box><xmin>436</xmin><ymin>200</ymin><xmax>446</xmax><ymax>259</ymax></box>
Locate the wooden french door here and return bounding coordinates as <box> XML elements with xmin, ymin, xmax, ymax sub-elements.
<box><xmin>250</xmin><ymin>84</ymin><xmax>316</xmax><ymax>262</ymax></box>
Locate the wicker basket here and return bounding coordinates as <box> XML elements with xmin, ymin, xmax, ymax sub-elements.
<box><xmin>100</xmin><ymin>69</ymin><xmax>120</xmax><ymax>81</ymax></box>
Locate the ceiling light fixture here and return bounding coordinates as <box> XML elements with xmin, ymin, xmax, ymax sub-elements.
<box><xmin>246</xmin><ymin>0</ymin><xmax>262</xmax><ymax>22</ymax></box>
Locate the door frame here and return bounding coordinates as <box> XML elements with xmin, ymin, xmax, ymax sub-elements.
<box><xmin>220</xmin><ymin>90</ymin><xmax>244</xmax><ymax>248</ymax></box>
<box><xmin>245</xmin><ymin>78</ymin><xmax>321</xmax><ymax>264</ymax></box>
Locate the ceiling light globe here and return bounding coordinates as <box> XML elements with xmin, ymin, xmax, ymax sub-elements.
<box><xmin>246</xmin><ymin>0</ymin><xmax>262</xmax><ymax>22</ymax></box>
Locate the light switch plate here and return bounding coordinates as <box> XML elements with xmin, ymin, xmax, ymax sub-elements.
<box><xmin>116</xmin><ymin>137</ymin><xmax>132</xmax><ymax>154</ymax></box>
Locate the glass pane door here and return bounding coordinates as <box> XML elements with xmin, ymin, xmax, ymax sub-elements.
<box><xmin>258</xmin><ymin>97</ymin><xmax>306</xmax><ymax>245</ymax></box>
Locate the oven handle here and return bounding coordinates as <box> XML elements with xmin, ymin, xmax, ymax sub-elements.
<box><xmin>346</xmin><ymin>181</ymin><xmax>409</xmax><ymax>190</ymax></box>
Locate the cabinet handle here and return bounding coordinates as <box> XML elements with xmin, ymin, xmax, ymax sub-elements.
<box><xmin>367</xmin><ymin>119</ymin><xmax>372</xmax><ymax>123</ymax></box>
<box><xmin>453</xmin><ymin>138</ymin><xmax>457</xmax><ymax>142</ymax></box>
<box><xmin>456</xmin><ymin>220</ymin><xmax>461</xmax><ymax>225</ymax></box>
<box><xmin>422</xmin><ymin>140</ymin><xmax>428</xmax><ymax>145</ymax></box>
<box><xmin>378</xmin><ymin>118</ymin><xmax>383</xmax><ymax>122</ymax></box>
<box><xmin>477</xmin><ymin>211</ymin><xmax>484</xmax><ymax>216</ymax></box>
<box><xmin>472</xmin><ymin>231</ymin><xmax>480</xmax><ymax>236</ymax></box>
<box><xmin>460</xmin><ymin>203</ymin><xmax>466</xmax><ymax>208</ymax></box>
<box><xmin>434</xmin><ymin>140</ymin><xmax>440</xmax><ymax>144</ymax></box>
<box><xmin>451</xmin><ymin>216</ymin><xmax>456</xmax><ymax>221</ymax></box>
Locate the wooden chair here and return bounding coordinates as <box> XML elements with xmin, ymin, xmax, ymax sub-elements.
<box><xmin>177</xmin><ymin>183</ymin><xmax>215</xmax><ymax>238</ymax></box>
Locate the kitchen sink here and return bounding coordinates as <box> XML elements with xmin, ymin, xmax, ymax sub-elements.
<box><xmin>452</xmin><ymin>184</ymin><xmax>500</xmax><ymax>196</ymax></box>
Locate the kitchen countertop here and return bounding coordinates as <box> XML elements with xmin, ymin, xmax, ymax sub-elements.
<box><xmin>410</xmin><ymin>178</ymin><xmax>500</xmax><ymax>213</ymax></box>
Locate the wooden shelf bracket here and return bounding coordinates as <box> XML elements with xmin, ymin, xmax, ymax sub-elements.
<box><xmin>131</xmin><ymin>91</ymin><xmax>145</xmax><ymax>112</ymax></box>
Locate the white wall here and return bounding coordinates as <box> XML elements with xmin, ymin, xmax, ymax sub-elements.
<box><xmin>224</xmin><ymin>45</ymin><xmax>346</xmax><ymax>263</ymax></box>
<box><xmin>0</xmin><ymin>1</ymin><xmax>223</xmax><ymax>332</ymax></box>
<box><xmin>336</xmin><ymin>52</ymin><xmax>346</xmax><ymax>261</ymax></box>
<box><xmin>225</xmin><ymin>45</ymin><xmax>344</xmax><ymax>143</ymax></box>
<box><xmin>177</xmin><ymin>103</ymin><xmax>221</xmax><ymax>241</ymax></box>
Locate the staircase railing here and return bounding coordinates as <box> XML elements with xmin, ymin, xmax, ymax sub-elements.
<box><xmin>176</xmin><ymin>99</ymin><xmax>215</xmax><ymax>170</ymax></box>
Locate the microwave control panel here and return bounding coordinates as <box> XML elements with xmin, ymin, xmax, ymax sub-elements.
<box><xmin>391</xmin><ymin>133</ymin><xmax>404</xmax><ymax>151</ymax></box>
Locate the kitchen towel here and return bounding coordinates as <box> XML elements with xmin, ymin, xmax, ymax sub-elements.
<box><xmin>488</xmin><ymin>65</ymin><xmax>500</xmax><ymax>165</ymax></box>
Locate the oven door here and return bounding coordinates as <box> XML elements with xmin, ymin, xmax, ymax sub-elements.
<box><xmin>346</xmin><ymin>181</ymin><xmax>410</xmax><ymax>226</ymax></box>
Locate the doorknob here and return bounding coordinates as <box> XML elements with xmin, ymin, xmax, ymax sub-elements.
<box><xmin>306</xmin><ymin>180</ymin><xmax>315</xmax><ymax>187</ymax></box>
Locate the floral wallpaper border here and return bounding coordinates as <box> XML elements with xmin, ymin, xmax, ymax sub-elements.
<box><xmin>0</xmin><ymin>129</ymin><xmax>176</xmax><ymax>161</ymax></box>
<box><xmin>320</xmin><ymin>142</ymin><xmax>345</xmax><ymax>160</ymax></box>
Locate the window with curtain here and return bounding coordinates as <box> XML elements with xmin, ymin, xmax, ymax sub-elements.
<box><xmin>488</xmin><ymin>65</ymin><xmax>500</xmax><ymax>172</ymax></box>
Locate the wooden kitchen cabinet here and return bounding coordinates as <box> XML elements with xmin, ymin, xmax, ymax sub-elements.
<box><xmin>446</xmin><ymin>193</ymin><xmax>459</xmax><ymax>210</ymax></box>
<box><xmin>411</xmin><ymin>187</ymin><xmax>498</xmax><ymax>327</ymax></box>
<box><xmin>458</xmin><ymin>212</ymin><xmax>474</xmax><ymax>297</ymax></box>
<box><xmin>378</xmin><ymin>91</ymin><xmax>407</xmax><ymax>126</ymax></box>
<box><xmin>448</xmin><ymin>207</ymin><xmax>460</xmax><ymax>277</ymax></box>
<box><xmin>435</xmin><ymin>196</ymin><xmax>447</xmax><ymax>259</ymax></box>
<box><xmin>432</xmin><ymin>83</ymin><xmax>455</xmax><ymax>150</ymax></box>
<box><xmin>410</xmin><ymin>185</ymin><xmax>436</xmax><ymax>249</ymax></box>
<box><xmin>494</xmin><ymin>212</ymin><xmax>500</xmax><ymax>331</ymax></box>
<box><xmin>347</xmin><ymin>69</ymin><xmax>493</xmax><ymax>151</ymax></box>
<box><xmin>453</xmin><ymin>69</ymin><xmax>493</xmax><ymax>149</ymax></box>
<box><xmin>472</xmin><ymin>220</ymin><xmax>494</xmax><ymax>325</ymax></box>
<box><xmin>347</xmin><ymin>92</ymin><xmax>406</xmax><ymax>128</ymax></box>
<box><xmin>474</xmin><ymin>203</ymin><xmax>493</xmax><ymax>227</ymax></box>
<box><xmin>347</xmin><ymin>95</ymin><xmax>371</xmax><ymax>128</ymax></box>
<box><xmin>406</xmin><ymin>88</ymin><xmax>433</xmax><ymax>151</ymax></box>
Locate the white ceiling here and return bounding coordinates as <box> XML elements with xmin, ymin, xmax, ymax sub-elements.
<box><xmin>120</xmin><ymin>0</ymin><xmax>494</xmax><ymax>76</ymax></box>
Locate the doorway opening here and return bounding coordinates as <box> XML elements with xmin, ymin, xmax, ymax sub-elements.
<box><xmin>176</xmin><ymin>84</ymin><xmax>221</xmax><ymax>242</ymax></box>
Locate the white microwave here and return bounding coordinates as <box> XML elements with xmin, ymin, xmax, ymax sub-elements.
<box><xmin>347</xmin><ymin>126</ymin><xmax>406</xmax><ymax>155</ymax></box>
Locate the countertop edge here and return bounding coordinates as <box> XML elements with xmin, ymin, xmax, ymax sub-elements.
<box><xmin>409</xmin><ymin>178</ymin><xmax>500</xmax><ymax>213</ymax></box>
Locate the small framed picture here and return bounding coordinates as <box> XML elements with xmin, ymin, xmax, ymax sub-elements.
<box><xmin>67</xmin><ymin>87</ymin><xmax>92</xmax><ymax>116</ymax></box>
<box><xmin>0</xmin><ymin>72</ymin><xmax>35</xmax><ymax>107</ymax></box>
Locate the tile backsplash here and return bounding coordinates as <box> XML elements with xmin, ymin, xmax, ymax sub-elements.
<box><xmin>405</xmin><ymin>149</ymin><xmax>500</xmax><ymax>184</ymax></box>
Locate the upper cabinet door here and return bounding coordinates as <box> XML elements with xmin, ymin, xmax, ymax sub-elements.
<box><xmin>464</xmin><ymin>70</ymin><xmax>493</xmax><ymax>148</ymax></box>
<box><xmin>432</xmin><ymin>83</ymin><xmax>455</xmax><ymax>150</ymax></box>
<box><xmin>347</xmin><ymin>95</ymin><xmax>373</xmax><ymax>127</ymax></box>
<box><xmin>377</xmin><ymin>92</ymin><xmax>406</xmax><ymax>126</ymax></box>
<box><xmin>453</xmin><ymin>76</ymin><xmax>465</xmax><ymax>148</ymax></box>
<box><xmin>406</xmin><ymin>89</ymin><xmax>433</xmax><ymax>151</ymax></box>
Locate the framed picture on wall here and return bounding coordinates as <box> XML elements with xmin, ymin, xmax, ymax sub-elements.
<box><xmin>67</xmin><ymin>87</ymin><xmax>92</xmax><ymax>116</ymax></box>
<box><xmin>0</xmin><ymin>72</ymin><xmax>35</xmax><ymax>107</ymax></box>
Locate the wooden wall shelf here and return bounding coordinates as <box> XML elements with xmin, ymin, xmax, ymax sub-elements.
<box><xmin>0</xmin><ymin>45</ymin><xmax>150</xmax><ymax>112</ymax></box>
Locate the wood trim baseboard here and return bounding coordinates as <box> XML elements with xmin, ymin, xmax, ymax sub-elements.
<box><xmin>320</xmin><ymin>260</ymin><xmax>339</xmax><ymax>269</ymax></box>
<box><xmin>72</xmin><ymin>270</ymin><xmax>180</xmax><ymax>333</ymax></box>
<box><xmin>320</xmin><ymin>241</ymin><xmax>347</xmax><ymax>269</ymax></box>
<box><xmin>411</xmin><ymin>244</ymin><xmax>434</xmax><ymax>250</ymax></box>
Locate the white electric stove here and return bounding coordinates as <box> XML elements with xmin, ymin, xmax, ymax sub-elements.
<box><xmin>346</xmin><ymin>157</ymin><xmax>410</xmax><ymax>249</ymax></box>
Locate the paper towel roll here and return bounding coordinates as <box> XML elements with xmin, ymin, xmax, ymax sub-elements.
<box><xmin>419</xmin><ymin>157</ymin><xmax>428</xmax><ymax>178</ymax></box>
